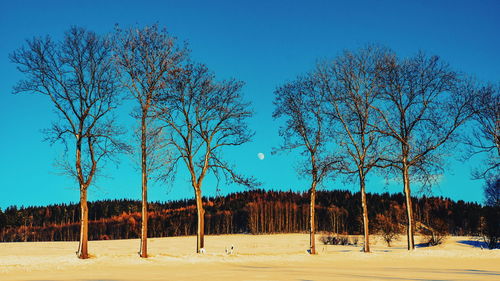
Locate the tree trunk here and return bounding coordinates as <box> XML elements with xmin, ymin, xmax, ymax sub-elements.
<box><xmin>139</xmin><ymin>112</ymin><xmax>148</xmax><ymax>258</ymax></box>
<box><xmin>403</xmin><ymin>163</ymin><xmax>415</xmax><ymax>250</ymax></box>
<box><xmin>76</xmin><ymin>186</ymin><xmax>89</xmax><ymax>259</ymax></box>
<box><xmin>360</xmin><ymin>173</ymin><xmax>370</xmax><ymax>252</ymax></box>
<box><xmin>195</xmin><ymin>188</ymin><xmax>205</xmax><ymax>253</ymax></box>
<box><xmin>309</xmin><ymin>181</ymin><xmax>317</xmax><ymax>255</ymax></box>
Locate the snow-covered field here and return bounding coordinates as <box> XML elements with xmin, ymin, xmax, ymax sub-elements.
<box><xmin>1</xmin><ymin>234</ymin><xmax>499</xmax><ymax>280</ymax></box>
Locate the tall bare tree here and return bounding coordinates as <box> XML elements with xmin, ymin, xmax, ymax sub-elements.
<box><xmin>372</xmin><ymin>53</ymin><xmax>474</xmax><ymax>250</ymax></box>
<box><xmin>159</xmin><ymin>62</ymin><xmax>256</xmax><ymax>253</ymax></box>
<box><xmin>274</xmin><ymin>73</ymin><xmax>340</xmax><ymax>254</ymax></box>
<box><xmin>114</xmin><ymin>25</ymin><xmax>186</xmax><ymax>258</ymax></box>
<box><xmin>10</xmin><ymin>27</ymin><xmax>127</xmax><ymax>259</ymax></box>
<box><xmin>317</xmin><ymin>46</ymin><xmax>388</xmax><ymax>252</ymax></box>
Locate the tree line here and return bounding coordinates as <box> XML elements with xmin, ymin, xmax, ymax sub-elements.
<box><xmin>0</xmin><ymin>189</ymin><xmax>487</xmax><ymax>243</ymax></box>
<box><xmin>8</xmin><ymin>24</ymin><xmax>498</xmax><ymax>258</ymax></box>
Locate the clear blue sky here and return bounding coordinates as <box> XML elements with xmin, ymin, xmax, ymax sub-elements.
<box><xmin>0</xmin><ymin>0</ymin><xmax>499</xmax><ymax>209</ymax></box>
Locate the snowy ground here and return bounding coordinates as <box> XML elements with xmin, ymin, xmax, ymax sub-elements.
<box><xmin>1</xmin><ymin>234</ymin><xmax>499</xmax><ymax>280</ymax></box>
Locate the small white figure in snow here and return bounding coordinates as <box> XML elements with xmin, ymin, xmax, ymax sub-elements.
<box><xmin>225</xmin><ymin>244</ymin><xmax>235</xmax><ymax>255</ymax></box>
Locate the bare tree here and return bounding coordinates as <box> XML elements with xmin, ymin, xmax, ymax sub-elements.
<box><xmin>372</xmin><ymin>52</ymin><xmax>474</xmax><ymax>250</ymax></box>
<box><xmin>484</xmin><ymin>177</ymin><xmax>500</xmax><ymax>207</ymax></box>
<box><xmin>374</xmin><ymin>213</ymin><xmax>401</xmax><ymax>247</ymax></box>
<box><xmin>114</xmin><ymin>24</ymin><xmax>187</xmax><ymax>258</ymax></box>
<box><xmin>482</xmin><ymin>176</ymin><xmax>500</xmax><ymax>249</ymax></box>
<box><xmin>466</xmin><ymin>84</ymin><xmax>499</xmax><ymax>180</ymax></box>
<box><xmin>465</xmin><ymin>83</ymin><xmax>499</xmax><ymax>246</ymax></box>
<box><xmin>159</xmin><ymin>62</ymin><xmax>257</xmax><ymax>253</ymax></box>
<box><xmin>10</xmin><ymin>27</ymin><xmax>127</xmax><ymax>259</ymax></box>
<box><xmin>317</xmin><ymin>46</ymin><xmax>388</xmax><ymax>252</ymax></box>
<box><xmin>273</xmin><ymin>73</ymin><xmax>340</xmax><ymax>255</ymax></box>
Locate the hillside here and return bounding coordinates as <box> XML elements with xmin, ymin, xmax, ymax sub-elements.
<box><xmin>0</xmin><ymin>189</ymin><xmax>485</xmax><ymax>242</ymax></box>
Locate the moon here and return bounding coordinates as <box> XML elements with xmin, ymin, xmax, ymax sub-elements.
<box><xmin>257</xmin><ymin>152</ymin><xmax>265</xmax><ymax>160</ymax></box>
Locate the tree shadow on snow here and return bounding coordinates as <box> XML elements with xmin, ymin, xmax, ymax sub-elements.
<box><xmin>415</xmin><ymin>242</ymin><xmax>433</xmax><ymax>248</ymax></box>
<box><xmin>458</xmin><ymin>240</ymin><xmax>488</xmax><ymax>248</ymax></box>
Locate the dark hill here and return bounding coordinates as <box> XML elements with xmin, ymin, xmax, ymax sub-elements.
<box><xmin>0</xmin><ymin>189</ymin><xmax>483</xmax><ymax>242</ymax></box>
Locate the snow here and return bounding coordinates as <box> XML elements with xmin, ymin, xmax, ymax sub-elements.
<box><xmin>1</xmin><ymin>234</ymin><xmax>499</xmax><ymax>280</ymax></box>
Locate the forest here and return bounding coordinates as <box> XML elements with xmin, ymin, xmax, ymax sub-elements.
<box><xmin>0</xmin><ymin>189</ymin><xmax>487</xmax><ymax>243</ymax></box>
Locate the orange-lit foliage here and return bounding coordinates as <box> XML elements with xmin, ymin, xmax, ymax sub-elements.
<box><xmin>0</xmin><ymin>190</ymin><xmax>484</xmax><ymax>242</ymax></box>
